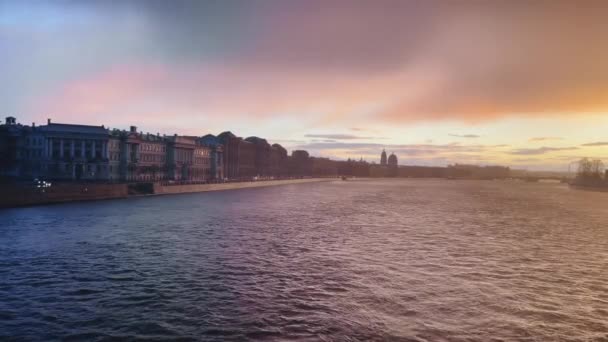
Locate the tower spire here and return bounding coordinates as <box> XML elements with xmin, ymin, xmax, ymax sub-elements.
<box><xmin>380</xmin><ymin>149</ymin><xmax>388</xmax><ymax>165</ymax></box>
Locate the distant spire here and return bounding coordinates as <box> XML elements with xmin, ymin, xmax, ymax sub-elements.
<box><xmin>388</xmin><ymin>152</ymin><xmax>398</xmax><ymax>167</ymax></box>
<box><xmin>380</xmin><ymin>149</ymin><xmax>388</xmax><ymax>165</ymax></box>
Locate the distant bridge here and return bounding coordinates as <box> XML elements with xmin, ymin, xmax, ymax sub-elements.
<box><xmin>511</xmin><ymin>176</ymin><xmax>570</xmax><ymax>183</ymax></box>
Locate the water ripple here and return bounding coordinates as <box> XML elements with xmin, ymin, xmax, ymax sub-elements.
<box><xmin>1</xmin><ymin>179</ymin><xmax>607</xmax><ymax>341</ymax></box>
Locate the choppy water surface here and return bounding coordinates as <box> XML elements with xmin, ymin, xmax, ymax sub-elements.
<box><xmin>1</xmin><ymin>179</ymin><xmax>608</xmax><ymax>341</ymax></box>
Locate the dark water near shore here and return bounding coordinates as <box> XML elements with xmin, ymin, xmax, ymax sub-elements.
<box><xmin>1</xmin><ymin>179</ymin><xmax>608</xmax><ymax>341</ymax></box>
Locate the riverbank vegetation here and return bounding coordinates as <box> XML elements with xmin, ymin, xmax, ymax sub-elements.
<box><xmin>573</xmin><ymin>158</ymin><xmax>607</xmax><ymax>187</ymax></box>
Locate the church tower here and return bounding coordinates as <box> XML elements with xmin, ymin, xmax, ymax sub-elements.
<box><xmin>388</xmin><ymin>152</ymin><xmax>398</xmax><ymax>177</ymax></box>
<box><xmin>380</xmin><ymin>149</ymin><xmax>387</xmax><ymax>165</ymax></box>
<box><xmin>388</xmin><ymin>153</ymin><xmax>398</xmax><ymax>167</ymax></box>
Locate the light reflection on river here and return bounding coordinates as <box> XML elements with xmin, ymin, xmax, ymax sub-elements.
<box><xmin>1</xmin><ymin>179</ymin><xmax>607</xmax><ymax>341</ymax></box>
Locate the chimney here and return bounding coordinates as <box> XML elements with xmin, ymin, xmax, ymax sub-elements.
<box><xmin>47</xmin><ymin>118</ymin><xmax>51</xmax><ymax>124</ymax></box>
<box><xmin>130</xmin><ymin>125</ymin><xmax>137</xmax><ymax>133</ymax></box>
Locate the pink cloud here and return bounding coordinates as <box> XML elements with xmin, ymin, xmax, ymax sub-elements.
<box><xmin>30</xmin><ymin>62</ymin><xmax>417</xmax><ymax>129</ymax></box>
<box><xmin>31</xmin><ymin>65</ymin><xmax>168</xmax><ymax>123</ymax></box>
<box><xmin>27</xmin><ymin>0</ymin><xmax>608</xmax><ymax>130</ymax></box>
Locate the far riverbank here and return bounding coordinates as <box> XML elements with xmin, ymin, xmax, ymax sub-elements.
<box><xmin>569</xmin><ymin>183</ymin><xmax>608</xmax><ymax>192</ymax></box>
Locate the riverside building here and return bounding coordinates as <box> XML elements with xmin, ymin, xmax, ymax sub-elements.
<box><xmin>0</xmin><ymin>117</ymin><xmax>318</xmax><ymax>183</ymax></box>
<box><xmin>0</xmin><ymin>117</ymin><xmax>224</xmax><ymax>183</ymax></box>
<box><xmin>0</xmin><ymin>117</ymin><xmax>112</xmax><ymax>181</ymax></box>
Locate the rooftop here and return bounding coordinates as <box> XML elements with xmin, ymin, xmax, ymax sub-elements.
<box><xmin>40</xmin><ymin>122</ymin><xmax>109</xmax><ymax>135</ymax></box>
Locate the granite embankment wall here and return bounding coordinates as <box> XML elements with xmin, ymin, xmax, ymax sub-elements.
<box><xmin>0</xmin><ymin>183</ymin><xmax>128</xmax><ymax>208</ymax></box>
<box><xmin>569</xmin><ymin>183</ymin><xmax>608</xmax><ymax>192</ymax></box>
<box><xmin>0</xmin><ymin>178</ymin><xmax>334</xmax><ymax>208</ymax></box>
<box><xmin>153</xmin><ymin>178</ymin><xmax>333</xmax><ymax>195</ymax></box>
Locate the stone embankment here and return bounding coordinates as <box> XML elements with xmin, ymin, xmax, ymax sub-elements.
<box><xmin>569</xmin><ymin>182</ymin><xmax>608</xmax><ymax>192</ymax></box>
<box><xmin>0</xmin><ymin>178</ymin><xmax>335</xmax><ymax>208</ymax></box>
<box><xmin>152</xmin><ymin>178</ymin><xmax>334</xmax><ymax>195</ymax></box>
<box><xmin>0</xmin><ymin>183</ymin><xmax>129</xmax><ymax>208</ymax></box>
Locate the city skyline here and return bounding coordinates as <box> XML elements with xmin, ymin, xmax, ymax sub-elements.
<box><xmin>2</xmin><ymin>1</ymin><xmax>608</xmax><ymax>170</ymax></box>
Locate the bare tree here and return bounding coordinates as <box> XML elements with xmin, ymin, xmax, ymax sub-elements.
<box><xmin>577</xmin><ymin>158</ymin><xmax>605</xmax><ymax>182</ymax></box>
<box><xmin>591</xmin><ymin>159</ymin><xmax>604</xmax><ymax>179</ymax></box>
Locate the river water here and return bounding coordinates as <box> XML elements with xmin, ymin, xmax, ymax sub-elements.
<box><xmin>1</xmin><ymin>179</ymin><xmax>607</xmax><ymax>341</ymax></box>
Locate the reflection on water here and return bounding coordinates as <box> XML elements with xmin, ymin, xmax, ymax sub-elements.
<box><xmin>1</xmin><ymin>179</ymin><xmax>607</xmax><ymax>341</ymax></box>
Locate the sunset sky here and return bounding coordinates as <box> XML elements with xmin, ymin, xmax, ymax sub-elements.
<box><xmin>2</xmin><ymin>0</ymin><xmax>608</xmax><ymax>170</ymax></box>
